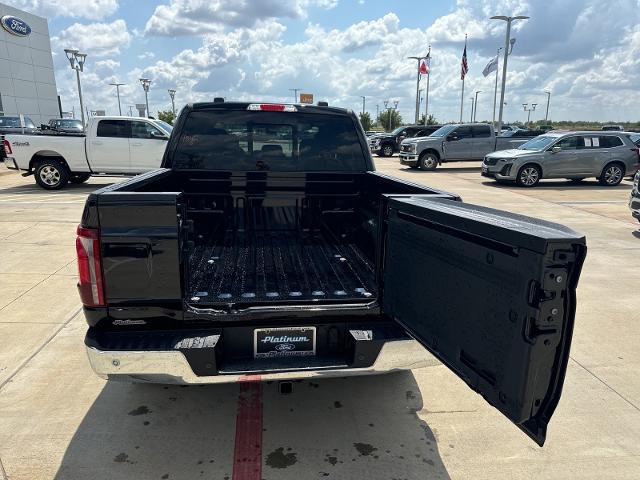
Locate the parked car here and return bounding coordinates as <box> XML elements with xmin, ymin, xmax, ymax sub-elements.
<box><xmin>79</xmin><ymin>100</ymin><xmax>586</xmax><ymax>446</ymax></box>
<box><xmin>482</xmin><ymin>131</ymin><xmax>640</xmax><ymax>187</ymax></box>
<box><xmin>3</xmin><ymin>116</ymin><xmax>171</xmax><ymax>189</ymax></box>
<box><xmin>0</xmin><ymin>115</ymin><xmax>39</xmax><ymax>135</ymax></box>
<box><xmin>399</xmin><ymin>123</ymin><xmax>529</xmax><ymax>170</ymax></box>
<box><xmin>602</xmin><ymin>125</ymin><xmax>624</xmax><ymax>131</ymax></box>
<box><xmin>369</xmin><ymin>124</ymin><xmax>441</xmax><ymax>157</ymax></box>
<box><xmin>629</xmin><ymin>171</ymin><xmax>640</xmax><ymax>222</ymax></box>
<box><xmin>43</xmin><ymin>118</ymin><xmax>84</xmax><ymax>134</ymax></box>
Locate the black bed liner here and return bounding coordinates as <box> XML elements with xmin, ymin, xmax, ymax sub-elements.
<box><xmin>186</xmin><ymin>229</ymin><xmax>377</xmax><ymax>306</ymax></box>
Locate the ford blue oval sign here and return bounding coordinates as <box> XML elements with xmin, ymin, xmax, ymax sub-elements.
<box><xmin>1</xmin><ymin>15</ymin><xmax>32</xmax><ymax>37</ymax></box>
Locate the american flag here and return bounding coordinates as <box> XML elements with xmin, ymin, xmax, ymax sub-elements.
<box><xmin>461</xmin><ymin>44</ymin><xmax>468</xmax><ymax>80</ymax></box>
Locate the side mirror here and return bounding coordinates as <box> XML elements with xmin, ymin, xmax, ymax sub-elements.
<box><xmin>551</xmin><ymin>146</ymin><xmax>561</xmax><ymax>153</ymax></box>
<box><xmin>150</xmin><ymin>130</ymin><xmax>168</xmax><ymax>140</ymax></box>
<box><xmin>447</xmin><ymin>134</ymin><xmax>459</xmax><ymax>141</ymax></box>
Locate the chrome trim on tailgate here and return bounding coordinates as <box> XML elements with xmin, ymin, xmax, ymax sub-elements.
<box><xmin>86</xmin><ymin>339</ymin><xmax>439</xmax><ymax>384</ymax></box>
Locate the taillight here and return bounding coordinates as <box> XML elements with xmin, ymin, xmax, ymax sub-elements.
<box><xmin>247</xmin><ymin>103</ymin><xmax>297</xmax><ymax>112</ymax></box>
<box><xmin>76</xmin><ymin>225</ymin><xmax>105</xmax><ymax>307</ymax></box>
<box><xmin>3</xmin><ymin>139</ymin><xmax>11</xmax><ymax>155</ymax></box>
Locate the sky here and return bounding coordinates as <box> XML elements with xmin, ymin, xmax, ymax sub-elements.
<box><xmin>6</xmin><ymin>0</ymin><xmax>640</xmax><ymax>123</ymax></box>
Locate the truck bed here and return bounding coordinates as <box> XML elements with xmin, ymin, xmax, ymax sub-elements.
<box><xmin>187</xmin><ymin>228</ymin><xmax>376</xmax><ymax>306</ymax></box>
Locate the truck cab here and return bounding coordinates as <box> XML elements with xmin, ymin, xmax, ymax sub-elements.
<box><xmin>79</xmin><ymin>101</ymin><xmax>585</xmax><ymax>446</ymax></box>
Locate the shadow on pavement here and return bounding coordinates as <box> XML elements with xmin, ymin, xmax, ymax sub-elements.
<box><xmin>0</xmin><ymin>180</ymin><xmax>116</xmax><ymax>195</ymax></box>
<box><xmin>482</xmin><ymin>179</ymin><xmax>633</xmax><ymax>191</ymax></box>
<box><xmin>400</xmin><ymin>166</ymin><xmax>481</xmax><ymax>174</ymax></box>
<box><xmin>54</xmin><ymin>371</ymin><xmax>450</xmax><ymax>480</ymax></box>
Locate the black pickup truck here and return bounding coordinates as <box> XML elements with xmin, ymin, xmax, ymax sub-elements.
<box><xmin>368</xmin><ymin>124</ymin><xmax>441</xmax><ymax>157</ymax></box>
<box><xmin>79</xmin><ymin>101</ymin><xmax>586</xmax><ymax>446</ymax></box>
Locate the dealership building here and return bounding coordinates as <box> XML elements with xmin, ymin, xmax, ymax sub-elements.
<box><xmin>0</xmin><ymin>2</ymin><xmax>60</xmax><ymax>126</ymax></box>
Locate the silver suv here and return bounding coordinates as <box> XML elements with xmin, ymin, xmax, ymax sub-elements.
<box><xmin>482</xmin><ymin>131</ymin><xmax>640</xmax><ymax>187</ymax></box>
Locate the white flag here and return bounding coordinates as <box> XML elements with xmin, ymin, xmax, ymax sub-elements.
<box><xmin>482</xmin><ymin>55</ymin><xmax>498</xmax><ymax>77</ymax></box>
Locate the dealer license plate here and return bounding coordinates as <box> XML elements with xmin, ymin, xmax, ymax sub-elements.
<box><xmin>254</xmin><ymin>326</ymin><xmax>316</xmax><ymax>358</ymax></box>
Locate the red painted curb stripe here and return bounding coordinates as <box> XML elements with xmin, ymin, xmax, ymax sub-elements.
<box><xmin>232</xmin><ymin>375</ymin><xmax>263</xmax><ymax>480</ymax></box>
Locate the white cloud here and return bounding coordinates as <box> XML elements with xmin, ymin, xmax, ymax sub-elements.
<box><xmin>138</xmin><ymin>51</ymin><xmax>156</xmax><ymax>60</ymax></box>
<box><xmin>52</xmin><ymin>19</ymin><xmax>132</xmax><ymax>57</ymax></box>
<box><xmin>145</xmin><ymin>0</ymin><xmax>306</xmax><ymax>36</ymax></box>
<box><xmin>54</xmin><ymin>0</ymin><xmax>640</xmax><ymax>122</ymax></box>
<box><xmin>4</xmin><ymin>0</ymin><xmax>119</xmax><ymax>20</ymax></box>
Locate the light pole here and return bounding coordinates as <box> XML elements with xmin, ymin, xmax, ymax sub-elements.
<box><xmin>544</xmin><ymin>91</ymin><xmax>551</xmax><ymax>122</ymax></box>
<box><xmin>492</xmin><ymin>47</ymin><xmax>502</xmax><ymax>125</ymax></box>
<box><xmin>109</xmin><ymin>82</ymin><xmax>125</xmax><ymax>115</ymax></box>
<box><xmin>128</xmin><ymin>105</ymin><xmax>134</xmax><ymax>116</ymax></box>
<box><xmin>418</xmin><ymin>89</ymin><xmax>424</xmax><ymax>123</ymax></box>
<box><xmin>64</xmin><ymin>49</ymin><xmax>87</xmax><ymax>130</ymax></box>
<box><xmin>168</xmin><ymin>89</ymin><xmax>177</xmax><ymax>116</ymax></box>
<box><xmin>359</xmin><ymin>95</ymin><xmax>366</xmax><ymax>115</ymax></box>
<box><xmin>139</xmin><ymin>78</ymin><xmax>152</xmax><ymax>118</ymax></box>
<box><xmin>424</xmin><ymin>45</ymin><xmax>431</xmax><ymax>121</ymax></box>
<box><xmin>289</xmin><ymin>88</ymin><xmax>301</xmax><ymax>103</ymax></box>
<box><xmin>523</xmin><ymin>103</ymin><xmax>537</xmax><ymax>125</ymax></box>
<box><xmin>408</xmin><ymin>55</ymin><xmax>425</xmax><ymax>124</ymax></box>
<box><xmin>473</xmin><ymin>90</ymin><xmax>482</xmax><ymax>122</ymax></box>
<box><xmin>491</xmin><ymin>15</ymin><xmax>529</xmax><ymax>133</ymax></box>
<box><xmin>469</xmin><ymin>97</ymin><xmax>475</xmax><ymax>122</ymax></box>
<box><xmin>383</xmin><ymin>99</ymin><xmax>399</xmax><ymax>131</ymax></box>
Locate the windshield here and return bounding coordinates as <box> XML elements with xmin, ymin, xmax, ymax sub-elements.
<box><xmin>518</xmin><ymin>135</ymin><xmax>558</xmax><ymax>151</ymax></box>
<box><xmin>391</xmin><ymin>126</ymin><xmax>405</xmax><ymax>135</ymax></box>
<box><xmin>0</xmin><ymin>116</ymin><xmax>35</xmax><ymax>129</ymax></box>
<box><xmin>155</xmin><ymin>120</ymin><xmax>173</xmax><ymax>134</ymax></box>
<box><xmin>173</xmin><ymin>110</ymin><xmax>366</xmax><ymax>171</ymax></box>
<box><xmin>429</xmin><ymin>125</ymin><xmax>458</xmax><ymax>137</ymax></box>
<box><xmin>59</xmin><ymin>120</ymin><xmax>82</xmax><ymax>129</ymax></box>
<box><xmin>629</xmin><ymin>133</ymin><xmax>640</xmax><ymax>146</ymax></box>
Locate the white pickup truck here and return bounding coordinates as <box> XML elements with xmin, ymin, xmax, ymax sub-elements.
<box><xmin>3</xmin><ymin>116</ymin><xmax>171</xmax><ymax>189</ymax></box>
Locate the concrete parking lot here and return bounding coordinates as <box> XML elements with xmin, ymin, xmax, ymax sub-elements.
<box><xmin>0</xmin><ymin>159</ymin><xmax>639</xmax><ymax>480</ymax></box>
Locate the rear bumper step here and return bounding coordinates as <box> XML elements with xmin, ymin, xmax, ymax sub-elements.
<box><xmin>84</xmin><ymin>325</ymin><xmax>438</xmax><ymax>384</ymax></box>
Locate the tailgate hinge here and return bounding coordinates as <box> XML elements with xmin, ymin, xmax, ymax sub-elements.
<box><xmin>524</xmin><ymin>267</ymin><xmax>567</xmax><ymax>344</ymax></box>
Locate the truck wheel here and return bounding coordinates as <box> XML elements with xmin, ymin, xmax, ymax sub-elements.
<box><xmin>419</xmin><ymin>152</ymin><xmax>438</xmax><ymax>171</ymax></box>
<box><xmin>34</xmin><ymin>159</ymin><xmax>69</xmax><ymax>190</ymax></box>
<box><xmin>599</xmin><ymin>163</ymin><xmax>624</xmax><ymax>186</ymax></box>
<box><xmin>69</xmin><ymin>173</ymin><xmax>91</xmax><ymax>184</ymax></box>
<box><xmin>380</xmin><ymin>144</ymin><xmax>394</xmax><ymax>157</ymax></box>
<box><xmin>516</xmin><ymin>164</ymin><xmax>541</xmax><ymax>187</ymax></box>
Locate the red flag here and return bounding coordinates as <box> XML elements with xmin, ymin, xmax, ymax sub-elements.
<box><xmin>419</xmin><ymin>58</ymin><xmax>429</xmax><ymax>75</ymax></box>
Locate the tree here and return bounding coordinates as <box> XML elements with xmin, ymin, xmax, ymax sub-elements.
<box><xmin>157</xmin><ymin>110</ymin><xmax>175</xmax><ymax>125</ymax></box>
<box><xmin>377</xmin><ymin>109</ymin><xmax>403</xmax><ymax>131</ymax></box>
<box><xmin>359</xmin><ymin>112</ymin><xmax>373</xmax><ymax>131</ymax></box>
<box><xmin>419</xmin><ymin>113</ymin><xmax>438</xmax><ymax>125</ymax></box>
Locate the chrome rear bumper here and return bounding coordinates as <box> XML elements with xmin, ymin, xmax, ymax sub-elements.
<box><xmin>86</xmin><ymin>339</ymin><xmax>439</xmax><ymax>384</ymax></box>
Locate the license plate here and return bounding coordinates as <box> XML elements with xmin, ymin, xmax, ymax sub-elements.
<box><xmin>254</xmin><ymin>327</ymin><xmax>316</xmax><ymax>358</ymax></box>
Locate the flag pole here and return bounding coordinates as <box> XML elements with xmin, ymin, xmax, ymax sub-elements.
<box><xmin>459</xmin><ymin>34</ymin><xmax>467</xmax><ymax>123</ymax></box>
<box><xmin>492</xmin><ymin>47</ymin><xmax>501</xmax><ymax>126</ymax></box>
<box><xmin>424</xmin><ymin>44</ymin><xmax>431</xmax><ymax>123</ymax></box>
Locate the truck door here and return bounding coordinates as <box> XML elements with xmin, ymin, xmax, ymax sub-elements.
<box><xmin>88</xmin><ymin>119</ymin><xmax>132</xmax><ymax>173</ymax></box>
<box><xmin>129</xmin><ymin>120</ymin><xmax>170</xmax><ymax>172</ymax></box>
<box><xmin>471</xmin><ymin>124</ymin><xmax>494</xmax><ymax>159</ymax></box>
<box><xmin>381</xmin><ymin>196</ymin><xmax>586</xmax><ymax>446</ymax></box>
<box><xmin>442</xmin><ymin>126</ymin><xmax>473</xmax><ymax>160</ymax></box>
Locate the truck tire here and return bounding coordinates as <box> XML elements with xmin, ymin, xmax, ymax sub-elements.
<box><xmin>379</xmin><ymin>144</ymin><xmax>394</xmax><ymax>157</ymax></box>
<box><xmin>516</xmin><ymin>164</ymin><xmax>541</xmax><ymax>187</ymax></box>
<box><xmin>419</xmin><ymin>152</ymin><xmax>438</xmax><ymax>171</ymax></box>
<box><xmin>34</xmin><ymin>159</ymin><xmax>69</xmax><ymax>190</ymax></box>
<box><xmin>69</xmin><ymin>173</ymin><xmax>91</xmax><ymax>184</ymax></box>
<box><xmin>598</xmin><ymin>162</ymin><xmax>624</xmax><ymax>186</ymax></box>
